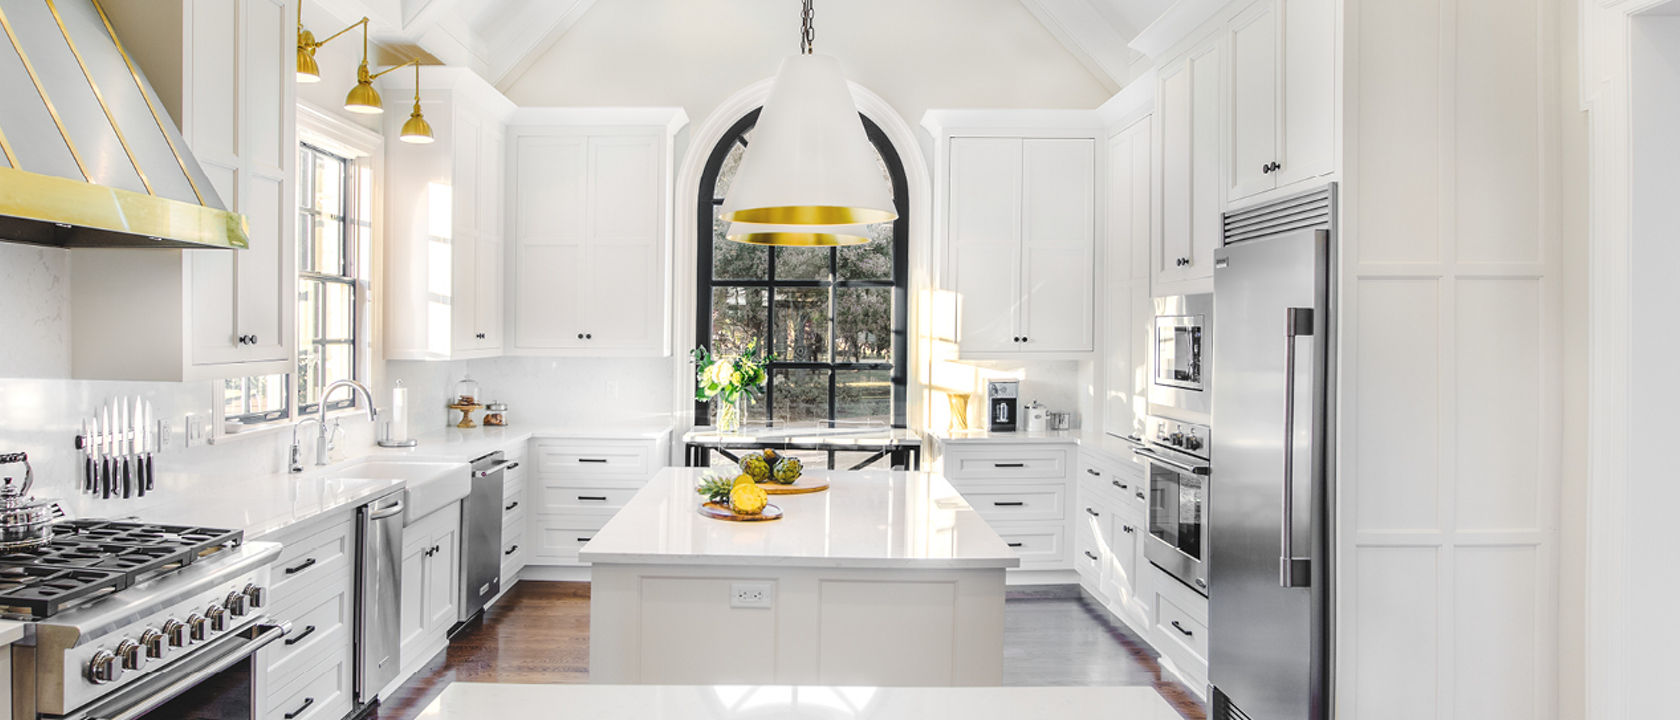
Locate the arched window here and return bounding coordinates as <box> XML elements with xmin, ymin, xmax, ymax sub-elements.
<box><xmin>695</xmin><ymin>108</ymin><xmax>910</xmax><ymax>428</ymax></box>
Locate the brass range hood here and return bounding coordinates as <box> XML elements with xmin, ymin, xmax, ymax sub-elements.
<box><xmin>0</xmin><ymin>0</ymin><xmax>246</xmax><ymax>250</ymax></box>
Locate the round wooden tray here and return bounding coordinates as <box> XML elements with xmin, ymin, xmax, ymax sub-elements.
<box><xmin>756</xmin><ymin>476</ymin><xmax>830</xmax><ymax>495</ymax></box>
<box><xmin>698</xmin><ymin>502</ymin><xmax>784</xmax><ymax>522</ymax></box>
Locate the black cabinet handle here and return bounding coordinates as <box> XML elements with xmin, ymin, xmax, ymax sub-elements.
<box><xmin>578</xmin><ymin>458</ymin><xmax>609</xmax><ymax>464</ymax></box>
<box><xmin>285</xmin><ymin>697</ymin><xmax>315</xmax><ymax>719</ymax></box>
<box><xmin>993</xmin><ymin>462</ymin><xmax>1025</xmax><ymax>468</ymax></box>
<box><xmin>505</xmin><ymin>544</ymin><xmax>520</xmax><ymax>556</ymax></box>
<box><xmin>576</xmin><ymin>537</ymin><xmax>593</xmax><ymax>543</ymax></box>
<box><xmin>1006</xmin><ymin>542</ymin><xmax>1023</xmax><ymax>548</ymax></box>
<box><xmin>505</xmin><ymin>462</ymin><xmax>521</xmax><ymax>471</ymax></box>
<box><xmin>1021</xmin><ymin>336</ymin><xmax>1028</xmax><ymax>342</ymax></box>
<box><xmin>1135</xmin><ymin>491</ymin><xmax>1146</xmax><ymax>501</ymax></box>
<box><xmin>284</xmin><ymin>625</ymin><xmax>317</xmax><ymax>646</ymax></box>
<box><xmin>1171</xmin><ymin>620</ymin><xmax>1195</xmax><ymax>637</ymax></box>
<box><xmin>993</xmin><ymin>501</ymin><xmax>1025</xmax><ymax>507</ymax></box>
<box><xmin>1085</xmin><ymin>468</ymin><xmax>1100</xmax><ymax>476</ymax></box>
<box><xmin>505</xmin><ymin>501</ymin><xmax>520</xmax><ymax>511</ymax></box>
<box><xmin>284</xmin><ymin>557</ymin><xmax>316</xmax><ymax>575</ymax></box>
<box><xmin>1084</xmin><ymin>550</ymin><xmax>1100</xmax><ymax>560</ymax></box>
<box><xmin>577</xmin><ymin>333</ymin><xmax>584</xmax><ymax>339</ymax></box>
<box><xmin>1122</xmin><ymin>525</ymin><xmax>1136</xmax><ymax>533</ymax></box>
<box><xmin>578</xmin><ymin>495</ymin><xmax>607</xmax><ymax>502</ymax></box>
<box><xmin>1085</xmin><ymin>507</ymin><xmax>1100</xmax><ymax>517</ymax></box>
<box><xmin>476</xmin><ymin>332</ymin><xmax>486</xmax><ymax>339</ymax></box>
<box><xmin>1112</xmin><ymin>479</ymin><xmax>1129</xmax><ymax>491</ymax></box>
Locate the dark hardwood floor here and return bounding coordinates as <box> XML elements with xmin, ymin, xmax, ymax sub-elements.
<box><xmin>368</xmin><ymin>581</ymin><xmax>1206</xmax><ymax>720</ymax></box>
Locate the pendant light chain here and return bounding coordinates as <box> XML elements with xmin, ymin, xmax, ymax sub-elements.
<box><xmin>800</xmin><ymin>0</ymin><xmax>815</xmax><ymax>55</ymax></box>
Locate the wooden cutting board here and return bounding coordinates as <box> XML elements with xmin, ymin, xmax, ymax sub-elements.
<box><xmin>698</xmin><ymin>502</ymin><xmax>783</xmax><ymax>521</ymax></box>
<box><xmin>756</xmin><ymin>476</ymin><xmax>830</xmax><ymax>495</ymax></box>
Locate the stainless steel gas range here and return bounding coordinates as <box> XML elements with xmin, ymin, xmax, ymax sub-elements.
<box><xmin>5</xmin><ymin>520</ymin><xmax>281</xmax><ymax>719</ymax></box>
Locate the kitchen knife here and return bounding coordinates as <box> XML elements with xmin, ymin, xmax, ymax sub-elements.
<box><xmin>132</xmin><ymin>396</ymin><xmax>144</xmax><ymax>497</ymax></box>
<box><xmin>141</xmin><ymin>399</ymin><xmax>154</xmax><ymax>492</ymax></box>
<box><xmin>100</xmin><ymin>404</ymin><xmax>112</xmax><ymax>499</ymax></box>
<box><xmin>81</xmin><ymin>418</ymin><xmax>94</xmax><ymax>494</ymax></box>
<box><xmin>118</xmin><ymin>399</ymin><xmax>131</xmax><ymax>499</ymax></box>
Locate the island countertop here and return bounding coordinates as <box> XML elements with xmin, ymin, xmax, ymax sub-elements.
<box><xmin>579</xmin><ymin>467</ymin><xmax>1021</xmax><ymax>570</ymax></box>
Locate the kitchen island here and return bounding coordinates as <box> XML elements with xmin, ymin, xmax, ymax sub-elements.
<box><xmin>580</xmin><ymin>467</ymin><xmax>1020</xmax><ymax>686</ymax></box>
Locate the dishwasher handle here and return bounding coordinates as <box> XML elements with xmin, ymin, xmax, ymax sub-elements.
<box><xmin>474</xmin><ymin>460</ymin><xmax>517</xmax><ymax>478</ymax></box>
<box><xmin>367</xmin><ymin>499</ymin><xmax>405</xmax><ymax>520</ymax></box>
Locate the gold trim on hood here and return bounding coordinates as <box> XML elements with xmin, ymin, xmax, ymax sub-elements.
<box><xmin>0</xmin><ymin>2</ymin><xmax>89</xmax><ymax>182</ymax></box>
<box><xmin>0</xmin><ymin>165</ymin><xmax>249</xmax><ymax>249</ymax></box>
<box><xmin>47</xmin><ymin>0</ymin><xmax>151</xmax><ymax>194</ymax></box>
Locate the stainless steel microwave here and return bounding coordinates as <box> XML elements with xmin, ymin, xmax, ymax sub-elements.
<box><xmin>1150</xmin><ymin>294</ymin><xmax>1212</xmax><ymax>414</ymax></box>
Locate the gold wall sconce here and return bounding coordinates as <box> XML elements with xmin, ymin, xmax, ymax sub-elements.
<box><xmin>296</xmin><ymin>7</ymin><xmax>433</xmax><ymax>143</ymax></box>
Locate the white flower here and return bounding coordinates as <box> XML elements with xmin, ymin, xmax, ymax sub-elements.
<box><xmin>706</xmin><ymin>360</ymin><xmax>736</xmax><ymax>387</ymax></box>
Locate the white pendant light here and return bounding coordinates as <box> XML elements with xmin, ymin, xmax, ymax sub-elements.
<box><xmin>726</xmin><ymin>221</ymin><xmax>872</xmax><ymax>247</ymax></box>
<box><xmin>720</xmin><ymin>1</ymin><xmax>897</xmax><ymax>238</ymax></box>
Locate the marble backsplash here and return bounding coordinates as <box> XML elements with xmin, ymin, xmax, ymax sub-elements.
<box><xmin>0</xmin><ymin>244</ymin><xmax>71</xmax><ymax>379</ymax></box>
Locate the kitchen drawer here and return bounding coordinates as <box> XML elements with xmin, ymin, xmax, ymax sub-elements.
<box><xmin>990</xmin><ymin>523</ymin><xmax>1067</xmax><ymax>570</ymax></box>
<box><xmin>958</xmin><ymin>483</ymin><xmax>1067</xmax><ymax>523</ymax></box>
<box><xmin>265</xmin><ymin>584</ymin><xmax>352</xmax><ymax>689</ymax></box>
<box><xmin>502</xmin><ymin>487</ymin><xmax>527</xmax><ymax>523</ymax></box>
<box><xmin>1075</xmin><ymin>515</ymin><xmax>1103</xmax><ymax>581</ymax></box>
<box><xmin>270</xmin><ymin>520</ymin><xmax>354</xmax><ymax>603</ymax></box>
<box><xmin>1153</xmin><ymin>592</ymin><xmax>1210</xmax><ymax>670</ymax></box>
<box><xmin>942</xmin><ymin>447</ymin><xmax>1071</xmax><ymax>480</ymax></box>
<box><xmin>500</xmin><ymin>533</ymin><xmax>527</xmax><ymax>580</ymax></box>
<box><xmin>263</xmin><ymin>646</ymin><xmax>352</xmax><ymax>720</ymax></box>
<box><xmin>536</xmin><ymin>481</ymin><xmax>639</xmax><ymax>513</ymax></box>
<box><xmin>530</xmin><ymin>514</ymin><xmax>611</xmax><ymax>565</ymax></box>
<box><xmin>533</xmin><ymin>439</ymin><xmax>655</xmax><ymax>478</ymax></box>
<box><xmin>503</xmin><ymin>468</ymin><xmax>526</xmax><ymax>498</ymax></box>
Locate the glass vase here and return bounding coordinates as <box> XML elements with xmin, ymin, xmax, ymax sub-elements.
<box><xmin>716</xmin><ymin>396</ymin><xmax>745</xmax><ymax>433</ymax></box>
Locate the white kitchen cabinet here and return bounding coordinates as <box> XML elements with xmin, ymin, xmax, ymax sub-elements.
<box><xmin>254</xmin><ymin>512</ymin><xmax>356</xmax><ymax>720</ymax></box>
<box><xmin>929</xmin><ymin>439</ymin><xmax>1078</xmax><ymax>577</ymax></box>
<box><xmin>525</xmin><ymin>432</ymin><xmax>671</xmax><ymax>568</ymax></box>
<box><xmin>1155</xmin><ymin>37</ymin><xmax>1223</xmax><ymax>292</ymax></box>
<box><xmin>398</xmin><ymin>502</ymin><xmax>461</xmax><ymax>675</ymax></box>
<box><xmin>507</xmin><ymin>109</ymin><xmax>687</xmax><ymax>357</ymax></box>
<box><xmin>1227</xmin><ymin>0</ymin><xmax>1338</xmax><ymax>203</ymax></box>
<box><xmin>73</xmin><ymin>0</ymin><xmax>296</xmax><ymax>381</ymax></box>
<box><xmin>944</xmin><ymin>136</ymin><xmax>1096</xmax><ymax>357</ymax></box>
<box><xmin>383</xmin><ymin>69</ymin><xmax>515</xmax><ymax>361</ymax></box>
<box><xmin>1076</xmin><ymin>451</ymin><xmax>1152</xmax><ymax>634</ymax></box>
<box><xmin>1103</xmin><ymin>117</ymin><xmax>1153</xmax><ymax>441</ymax></box>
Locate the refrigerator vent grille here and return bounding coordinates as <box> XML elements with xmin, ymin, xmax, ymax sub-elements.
<box><xmin>1220</xmin><ymin>699</ymin><xmax>1254</xmax><ymax>720</ymax></box>
<box><xmin>1223</xmin><ymin>186</ymin><xmax>1334</xmax><ymax>244</ymax></box>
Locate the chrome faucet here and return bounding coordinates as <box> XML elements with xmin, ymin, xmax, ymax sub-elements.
<box><xmin>288</xmin><ymin>379</ymin><xmax>379</xmax><ymax>472</ymax></box>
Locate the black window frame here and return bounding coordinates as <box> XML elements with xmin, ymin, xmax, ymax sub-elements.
<box><xmin>295</xmin><ymin>142</ymin><xmax>360</xmax><ymax>417</ymax></box>
<box><xmin>694</xmin><ymin>108</ymin><xmax>911</xmax><ymax>428</ymax></box>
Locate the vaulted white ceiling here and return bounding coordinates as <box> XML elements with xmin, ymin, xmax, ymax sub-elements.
<box><xmin>302</xmin><ymin>0</ymin><xmax>1172</xmax><ymax>92</ymax></box>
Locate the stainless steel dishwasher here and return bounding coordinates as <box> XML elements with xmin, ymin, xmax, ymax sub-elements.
<box><xmin>356</xmin><ymin>490</ymin><xmax>405</xmax><ymax>705</ymax></box>
<box><xmin>458</xmin><ymin>451</ymin><xmax>517</xmax><ymax>626</ymax></box>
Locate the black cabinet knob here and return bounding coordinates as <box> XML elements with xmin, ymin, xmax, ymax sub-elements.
<box><xmin>475</xmin><ymin>333</ymin><xmax>486</xmax><ymax>339</ymax></box>
<box><xmin>585</xmin><ymin>333</ymin><xmax>593</xmax><ymax>339</ymax></box>
<box><xmin>576</xmin><ymin>333</ymin><xmax>583</xmax><ymax>339</ymax></box>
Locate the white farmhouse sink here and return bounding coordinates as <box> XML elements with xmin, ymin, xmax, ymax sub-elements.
<box><xmin>323</xmin><ymin>458</ymin><xmax>470</xmax><ymax>524</ymax></box>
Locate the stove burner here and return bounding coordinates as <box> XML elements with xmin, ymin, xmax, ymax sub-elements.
<box><xmin>0</xmin><ymin>520</ymin><xmax>242</xmax><ymax>619</ymax></box>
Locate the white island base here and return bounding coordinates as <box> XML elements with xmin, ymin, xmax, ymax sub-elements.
<box><xmin>581</xmin><ymin>468</ymin><xmax>1021</xmax><ymax>686</ymax></box>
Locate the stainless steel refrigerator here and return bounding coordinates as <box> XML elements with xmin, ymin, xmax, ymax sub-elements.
<box><xmin>1210</xmin><ymin>184</ymin><xmax>1335</xmax><ymax>720</ymax></box>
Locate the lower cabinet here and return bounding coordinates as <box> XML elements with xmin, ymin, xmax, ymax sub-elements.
<box><xmin>527</xmin><ymin>433</ymin><xmax>671</xmax><ymax>568</ymax></box>
<box><xmin>398</xmin><ymin>502</ymin><xmax>461</xmax><ymax>676</ymax></box>
<box><xmin>255</xmin><ymin>513</ymin><xmax>356</xmax><ymax>720</ymax></box>
<box><xmin>498</xmin><ymin>447</ymin><xmax>529</xmax><ymax>592</ymax></box>
<box><xmin>931</xmin><ymin>440</ymin><xmax>1077</xmax><ymax>575</ymax></box>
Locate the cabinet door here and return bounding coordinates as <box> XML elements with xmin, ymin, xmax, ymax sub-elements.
<box><xmin>513</xmin><ymin>136</ymin><xmax>588</xmax><ymax>349</ymax></box>
<box><xmin>948</xmin><ymin>137</ymin><xmax>1023</xmax><ymax>354</ymax></box>
<box><xmin>583</xmin><ymin>136</ymin><xmax>663</xmax><ymax>351</ymax></box>
<box><xmin>398</xmin><ymin>541</ymin><xmax>427</xmax><ymax>658</ymax></box>
<box><xmin>1104</xmin><ymin>121</ymin><xmax>1149</xmax><ymax>436</ymax></box>
<box><xmin>474</xmin><ymin>236</ymin><xmax>503</xmax><ymax>349</ymax></box>
<box><xmin>425</xmin><ymin>525</ymin><xmax>459</xmax><ymax>632</ymax></box>
<box><xmin>236</xmin><ymin>170</ymin><xmax>291</xmax><ymax>363</ymax></box>
<box><xmin>184</xmin><ymin>0</ymin><xmax>242</xmax><ymax>367</ymax></box>
<box><xmin>1157</xmin><ymin>61</ymin><xmax>1193</xmax><ymax>287</ymax></box>
<box><xmin>1229</xmin><ymin>0</ymin><xmax>1279</xmax><ymax>201</ymax></box>
<box><xmin>1276</xmin><ymin>0</ymin><xmax>1336</xmax><ymax>186</ymax></box>
<box><xmin>1019</xmin><ymin>138</ymin><xmax>1094</xmax><ymax>352</ymax></box>
<box><xmin>449</xmin><ymin>233</ymin><xmax>478</xmax><ymax>354</ymax></box>
<box><xmin>1186</xmin><ymin>40</ymin><xmax>1224</xmax><ymax>282</ymax></box>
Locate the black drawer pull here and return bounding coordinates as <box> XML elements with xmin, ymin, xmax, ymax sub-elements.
<box><xmin>1135</xmin><ymin>491</ymin><xmax>1146</xmax><ymax>501</ymax></box>
<box><xmin>1085</xmin><ymin>468</ymin><xmax>1100</xmax><ymax>476</ymax></box>
<box><xmin>284</xmin><ymin>557</ymin><xmax>316</xmax><ymax>575</ymax></box>
<box><xmin>1085</xmin><ymin>507</ymin><xmax>1100</xmax><ymax>517</ymax></box>
<box><xmin>576</xmin><ymin>537</ymin><xmax>593</xmax><ymax>543</ymax></box>
<box><xmin>505</xmin><ymin>544</ymin><xmax>520</xmax><ymax>556</ymax></box>
<box><xmin>505</xmin><ymin>462</ymin><xmax>521</xmax><ymax>471</ymax></box>
<box><xmin>1006</xmin><ymin>542</ymin><xmax>1023</xmax><ymax>548</ymax></box>
<box><xmin>992</xmin><ymin>501</ymin><xmax>1025</xmax><ymax>507</ymax></box>
<box><xmin>285</xmin><ymin>697</ymin><xmax>315</xmax><ymax>719</ymax></box>
<box><xmin>577</xmin><ymin>458</ymin><xmax>609</xmax><ymax>464</ymax></box>
<box><xmin>993</xmin><ymin>462</ymin><xmax>1026</xmax><ymax>468</ymax></box>
<box><xmin>578</xmin><ymin>495</ymin><xmax>608</xmax><ymax>502</ymax></box>
<box><xmin>1112</xmin><ymin>479</ymin><xmax>1129</xmax><ymax>491</ymax></box>
<box><xmin>284</xmin><ymin>625</ymin><xmax>317</xmax><ymax>646</ymax></box>
<box><xmin>1122</xmin><ymin>525</ymin><xmax>1136</xmax><ymax>534</ymax></box>
<box><xmin>505</xmin><ymin>501</ymin><xmax>520</xmax><ymax>511</ymax></box>
<box><xmin>1084</xmin><ymin>550</ymin><xmax>1099</xmax><ymax>560</ymax></box>
<box><xmin>1171</xmin><ymin>620</ymin><xmax>1195</xmax><ymax>637</ymax></box>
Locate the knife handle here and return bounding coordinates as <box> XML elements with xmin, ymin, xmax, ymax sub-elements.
<box><xmin>122</xmin><ymin>458</ymin><xmax>132</xmax><ymax>499</ymax></box>
<box><xmin>85</xmin><ymin>457</ymin><xmax>95</xmax><ymax>493</ymax></box>
<box><xmin>145</xmin><ymin>454</ymin><xmax>155</xmax><ymax>491</ymax></box>
<box><xmin>101</xmin><ymin>458</ymin><xmax>111</xmax><ymax>499</ymax></box>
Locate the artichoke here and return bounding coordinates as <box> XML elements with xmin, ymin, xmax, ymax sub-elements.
<box><xmin>772</xmin><ymin>457</ymin><xmax>803</xmax><ymax>485</ymax></box>
<box><xmin>739</xmin><ymin>452</ymin><xmax>772</xmax><ymax>482</ymax></box>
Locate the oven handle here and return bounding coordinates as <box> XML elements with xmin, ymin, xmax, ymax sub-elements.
<box><xmin>73</xmin><ymin>621</ymin><xmax>288</xmax><ymax>720</ymax></box>
<box><xmin>1130</xmin><ymin>447</ymin><xmax>1210</xmax><ymax>476</ymax></box>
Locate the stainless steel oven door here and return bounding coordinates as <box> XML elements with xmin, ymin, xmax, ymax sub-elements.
<box><xmin>1137</xmin><ymin>446</ymin><xmax>1211</xmax><ymax>596</ymax></box>
<box><xmin>61</xmin><ymin>621</ymin><xmax>286</xmax><ymax>720</ymax></box>
<box><xmin>1149</xmin><ymin>294</ymin><xmax>1213</xmax><ymax>415</ymax></box>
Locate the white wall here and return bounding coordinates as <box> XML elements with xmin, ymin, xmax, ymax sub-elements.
<box><xmin>386</xmin><ymin>356</ymin><xmax>676</xmax><ymax>430</ymax></box>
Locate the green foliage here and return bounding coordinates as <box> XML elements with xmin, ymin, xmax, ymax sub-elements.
<box><xmin>691</xmin><ymin>340</ymin><xmax>773</xmax><ymax>404</ymax></box>
<box><xmin>696</xmin><ymin>473</ymin><xmax>735</xmax><ymax>504</ymax></box>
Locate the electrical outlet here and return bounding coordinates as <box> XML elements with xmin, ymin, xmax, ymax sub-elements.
<box><xmin>730</xmin><ymin>582</ymin><xmax>773</xmax><ymax>609</ymax></box>
<box><xmin>184</xmin><ymin>414</ymin><xmax>207</xmax><ymax>448</ymax></box>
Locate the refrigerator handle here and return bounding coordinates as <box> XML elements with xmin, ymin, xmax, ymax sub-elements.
<box><xmin>1281</xmin><ymin>307</ymin><xmax>1314</xmax><ymax>588</ymax></box>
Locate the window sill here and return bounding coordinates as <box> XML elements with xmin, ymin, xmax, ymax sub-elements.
<box><xmin>213</xmin><ymin>406</ymin><xmax>374</xmax><ymax>445</ymax></box>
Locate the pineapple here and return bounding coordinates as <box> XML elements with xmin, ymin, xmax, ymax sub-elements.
<box><xmin>730</xmin><ymin>482</ymin><xmax>769</xmax><ymax>515</ymax></box>
<box><xmin>697</xmin><ymin>474</ymin><xmax>735</xmax><ymax>504</ymax></box>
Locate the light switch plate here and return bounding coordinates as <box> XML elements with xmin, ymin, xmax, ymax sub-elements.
<box><xmin>730</xmin><ymin>582</ymin><xmax>773</xmax><ymax>609</ymax></box>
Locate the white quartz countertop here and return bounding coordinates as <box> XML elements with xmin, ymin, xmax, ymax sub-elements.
<box><xmin>139</xmin><ymin>470</ymin><xmax>405</xmax><ymax>540</ymax></box>
<box><xmin>413</xmin><ymin>683</ymin><xmax>1183</xmax><ymax>720</ymax></box>
<box><xmin>928</xmin><ymin>428</ymin><xmax>1083</xmax><ymax>444</ymax></box>
<box><xmin>370</xmin><ymin>422</ymin><xmax>674</xmax><ymax>463</ymax></box>
<box><xmin>0</xmin><ymin>619</ymin><xmax>26</xmax><ymax>645</ymax></box>
<box><xmin>579</xmin><ymin>467</ymin><xmax>1021</xmax><ymax>570</ymax></box>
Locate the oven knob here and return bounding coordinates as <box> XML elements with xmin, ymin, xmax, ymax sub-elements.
<box><xmin>116</xmin><ymin>639</ymin><xmax>145</xmax><ymax>671</ymax></box>
<box><xmin>1169</xmin><ymin>432</ymin><xmax>1184</xmax><ymax>446</ymax></box>
<box><xmin>87</xmin><ymin>649</ymin><xmax>121</xmax><ymax>684</ymax></box>
<box><xmin>139</xmin><ymin>628</ymin><xmax>166</xmax><ymax>659</ymax></box>
<box><xmin>243</xmin><ymin>583</ymin><xmax>266</xmax><ymax>609</ymax></box>
<box><xmin>225</xmin><ymin>591</ymin><xmax>248</xmax><ymax>616</ymax></box>
<box><xmin>206</xmin><ymin>605</ymin><xmax>228</xmax><ymax>632</ymax></box>
<box><xmin>1184</xmin><ymin>435</ymin><xmax>1203</xmax><ymax>451</ymax></box>
<box><xmin>162</xmin><ymin>619</ymin><xmax>187</xmax><ymax>648</ymax></box>
<box><xmin>186</xmin><ymin>613</ymin><xmax>208</xmax><ymax>642</ymax></box>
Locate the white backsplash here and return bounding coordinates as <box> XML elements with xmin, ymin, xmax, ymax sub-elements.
<box><xmin>0</xmin><ymin>243</ymin><xmax>71</xmax><ymax>379</ymax></box>
<box><xmin>385</xmin><ymin>355</ymin><xmax>678</xmax><ymax>430</ymax></box>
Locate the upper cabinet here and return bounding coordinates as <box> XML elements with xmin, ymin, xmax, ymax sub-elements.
<box><xmin>1103</xmin><ymin>116</ymin><xmax>1153</xmax><ymax>442</ymax></box>
<box><xmin>1227</xmin><ymin>0</ymin><xmax>1338</xmax><ymax>203</ymax></box>
<box><xmin>73</xmin><ymin>0</ymin><xmax>296</xmax><ymax>381</ymax></box>
<box><xmin>383</xmin><ymin>69</ymin><xmax>516</xmax><ymax>361</ymax></box>
<box><xmin>506</xmin><ymin>109</ymin><xmax>687</xmax><ymax>357</ymax></box>
<box><xmin>926</xmin><ymin>112</ymin><xmax>1099</xmax><ymax>359</ymax></box>
<box><xmin>1155</xmin><ymin>38</ymin><xmax>1223</xmax><ymax>292</ymax></box>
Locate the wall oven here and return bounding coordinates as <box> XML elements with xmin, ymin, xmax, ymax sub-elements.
<box><xmin>1150</xmin><ymin>294</ymin><xmax>1213</xmax><ymax>416</ymax></box>
<box><xmin>1136</xmin><ymin>416</ymin><xmax>1212</xmax><ymax>595</ymax></box>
